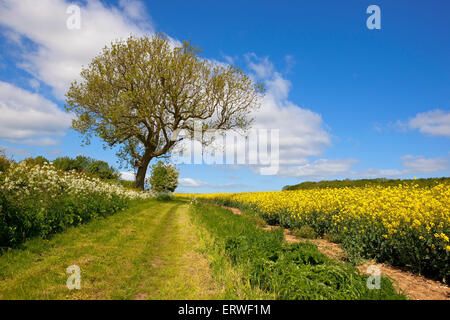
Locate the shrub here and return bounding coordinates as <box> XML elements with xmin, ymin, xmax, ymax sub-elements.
<box><xmin>0</xmin><ymin>162</ymin><xmax>153</xmax><ymax>248</ymax></box>
<box><xmin>0</xmin><ymin>151</ymin><xmax>11</xmax><ymax>172</ymax></box>
<box><xmin>22</xmin><ymin>156</ymin><xmax>49</xmax><ymax>167</ymax></box>
<box><xmin>119</xmin><ymin>179</ymin><xmax>137</xmax><ymax>189</ymax></box>
<box><xmin>52</xmin><ymin>155</ymin><xmax>120</xmax><ymax>181</ymax></box>
<box><xmin>147</xmin><ymin>161</ymin><xmax>179</xmax><ymax>192</ymax></box>
<box><xmin>292</xmin><ymin>225</ymin><xmax>317</xmax><ymax>239</ymax></box>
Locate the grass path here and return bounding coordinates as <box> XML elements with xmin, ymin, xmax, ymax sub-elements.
<box><xmin>0</xmin><ymin>199</ymin><xmax>222</xmax><ymax>299</ymax></box>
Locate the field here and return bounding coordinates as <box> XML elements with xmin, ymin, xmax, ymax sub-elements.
<box><xmin>0</xmin><ymin>198</ymin><xmax>405</xmax><ymax>300</ymax></box>
<box><xmin>0</xmin><ymin>163</ymin><xmax>447</xmax><ymax>299</ymax></box>
<box><xmin>183</xmin><ymin>182</ymin><xmax>450</xmax><ymax>282</ymax></box>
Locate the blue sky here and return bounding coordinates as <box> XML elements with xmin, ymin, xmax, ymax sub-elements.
<box><xmin>0</xmin><ymin>0</ymin><xmax>449</xmax><ymax>193</ymax></box>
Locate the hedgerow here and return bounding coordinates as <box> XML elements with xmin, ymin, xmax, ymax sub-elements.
<box><xmin>0</xmin><ymin>162</ymin><xmax>153</xmax><ymax>248</ymax></box>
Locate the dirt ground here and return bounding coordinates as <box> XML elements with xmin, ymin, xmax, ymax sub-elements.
<box><xmin>222</xmin><ymin>205</ymin><xmax>450</xmax><ymax>300</ymax></box>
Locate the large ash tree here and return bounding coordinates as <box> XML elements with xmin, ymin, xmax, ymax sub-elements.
<box><xmin>65</xmin><ymin>34</ymin><xmax>264</xmax><ymax>190</ymax></box>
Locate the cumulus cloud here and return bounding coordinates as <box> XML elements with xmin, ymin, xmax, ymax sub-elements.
<box><xmin>0</xmin><ymin>81</ymin><xmax>72</xmax><ymax>145</ymax></box>
<box><xmin>271</xmin><ymin>155</ymin><xmax>449</xmax><ymax>181</ymax></box>
<box><xmin>246</xmin><ymin>54</ymin><xmax>331</xmax><ymax>166</ymax></box>
<box><xmin>0</xmin><ymin>0</ymin><xmax>153</xmax><ymax>98</ymax></box>
<box><xmin>120</xmin><ymin>171</ymin><xmax>136</xmax><ymax>181</ymax></box>
<box><xmin>179</xmin><ymin>177</ymin><xmax>206</xmax><ymax>187</ymax></box>
<box><xmin>0</xmin><ymin>145</ymin><xmax>32</xmax><ymax>158</ymax></box>
<box><xmin>376</xmin><ymin>109</ymin><xmax>450</xmax><ymax>138</ymax></box>
<box><xmin>179</xmin><ymin>177</ymin><xmax>248</xmax><ymax>189</ymax></box>
<box><xmin>172</xmin><ymin>54</ymin><xmax>337</xmax><ymax>179</ymax></box>
<box><xmin>274</xmin><ymin>159</ymin><xmax>358</xmax><ymax>179</ymax></box>
<box><xmin>401</xmin><ymin>155</ymin><xmax>450</xmax><ymax>173</ymax></box>
<box><xmin>171</xmin><ymin>54</ymin><xmax>332</xmax><ymax>173</ymax></box>
<box><xmin>408</xmin><ymin>110</ymin><xmax>450</xmax><ymax>137</ymax></box>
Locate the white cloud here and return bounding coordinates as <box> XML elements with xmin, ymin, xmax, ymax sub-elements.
<box><xmin>118</xmin><ymin>0</ymin><xmax>151</xmax><ymax>25</ymax></box>
<box><xmin>245</xmin><ymin>54</ymin><xmax>274</xmax><ymax>79</ymax></box>
<box><xmin>10</xmin><ymin>137</ymin><xmax>61</xmax><ymax>146</ymax></box>
<box><xmin>351</xmin><ymin>168</ymin><xmax>404</xmax><ymax>178</ymax></box>
<box><xmin>120</xmin><ymin>171</ymin><xmax>136</xmax><ymax>181</ymax></box>
<box><xmin>0</xmin><ymin>0</ymin><xmax>153</xmax><ymax>98</ymax></box>
<box><xmin>246</xmin><ymin>54</ymin><xmax>331</xmax><ymax>166</ymax></box>
<box><xmin>270</xmin><ymin>155</ymin><xmax>450</xmax><ymax>181</ymax></box>
<box><xmin>377</xmin><ymin>110</ymin><xmax>450</xmax><ymax>137</ymax></box>
<box><xmin>0</xmin><ymin>81</ymin><xmax>72</xmax><ymax>145</ymax></box>
<box><xmin>179</xmin><ymin>177</ymin><xmax>248</xmax><ymax>189</ymax></box>
<box><xmin>284</xmin><ymin>155</ymin><xmax>449</xmax><ymax>180</ymax></box>
<box><xmin>0</xmin><ymin>145</ymin><xmax>32</xmax><ymax>158</ymax></box>
<box><xmin>274</xmin><ymin>159</ymin><xmax>358</xmax><ymax>180</ymax></box>
<box><xmin>179</xmin><ymin>177</ymin><xmax>207</xmax><ymax>187</ymax></box>
<box><xmin>171</xmin><ymin>54</ymin><xmax>332</xmax><ymax>172</ymax></box>
<box><xmin>401</xmin><ymin>155</ymin><xmax>450</xmax><ymax>173</ymax></box>
<box><xmin>28</xmin><ymin>78</ymin><xmax>40</xmax><ymax>91</ymax></box>
<box><xmin>408</xmin><ymin>109</ymin><xmax>450</xmax><ymax>137</ymax></box>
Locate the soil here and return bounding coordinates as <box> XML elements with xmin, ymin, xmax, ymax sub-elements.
<box><xmin>221</xmin><ymin>205</ymin><xmax>450</xmax><ymax>300</ymax></box>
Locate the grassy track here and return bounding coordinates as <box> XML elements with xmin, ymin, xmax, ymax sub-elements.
<box><xmin>0</xmin><ymin>199</ymin><xmax>223</xmax><ymax>299</ymax></box>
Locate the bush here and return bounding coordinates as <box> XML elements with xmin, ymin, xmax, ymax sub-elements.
<box><xmin>0</xmin><ymin>151</ymin><xmax>11</xmax><ymax>172</ymax></box>
<box><xmin>119</xmin><ymin>179</ymin><xmax>137</xmax><ymax>189</ymax></box>
<box><xmin>147</xmin><ymin>161</ymin><xmax>179</xmax><ymax>192</ymax></box>
<box><xmin>154</xmin><ymin>191</ymin><xmax>173</xmax><ymax>201</ymax></box>
<box><xmin>52</xmin><ymin>155</ymin><xmax>120</xmax><ymax>181</ymax></box>
<box><xmin>0</xmin><ymin>162</ymin><xmax>153</xmax><ymax>248</ymax></box>
<box><xmin>292</xmin><ymin>225</ymin><xmax>317</xmax><ymax>239</ymax></box>
<box><xmin>22</xmin><ymin>156</ymin><xmax>49</xmax><ymax>167</ymax></box>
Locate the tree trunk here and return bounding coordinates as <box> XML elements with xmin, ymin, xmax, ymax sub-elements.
<box><xmin>135</xmin><ymin>155</ymin><xmax>152</xmax><ymax>190</ymax></box>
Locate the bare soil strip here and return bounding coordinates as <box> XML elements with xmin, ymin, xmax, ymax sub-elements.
<box><xmin>221</xmin><ymin>205</ymin><xmax>450</xmax><ymax>300</ymax></box>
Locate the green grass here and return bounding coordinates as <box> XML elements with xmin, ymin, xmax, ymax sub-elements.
<box><xmin>0</xmin><ymin>199</ymin><xmax>227</xmax><ymax>299</ymax></box>
<box><xmin>0</xmin><ymin>198</ymin><xmax>407</xmax><ymax>300</ymax></box>
<box><xmin>190</xmin><ymin>202</ymin><xmax>406</xmax><ymax>300</ymax></box>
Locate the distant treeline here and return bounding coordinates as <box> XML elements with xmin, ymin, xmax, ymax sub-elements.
<box><xmin>282</xmin><ymin>177</ymin><xmax>450</xmax><ymax>191</ymax></box>
<box><xmin>1</xmin><ymin>152</ymin><xmax>123</xmax><ymax>182</ymax></box>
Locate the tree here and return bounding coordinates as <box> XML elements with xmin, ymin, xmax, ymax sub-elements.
<box><xmin>148</xmin><ymin>161</ymin><xmax>179</xmax><ymax>192</ymax></box>
<box><xmin>0</xmin><ymin>150</ymin><xmax>11</xmax><ymax>172</ymax></box>
<box><xmin>53</xmin><ymin>156</ymin><xmax>120</xmax><ymax>181</ymax></box>
<box><xmin>65</xmin><ymin>34</ymin><xmax>264</xmax><ymax>190</ymax></box>
<box><xmin>23</xmin><ymin>156</ymin><xmax>49</xmax><ymax>166</ymax></box>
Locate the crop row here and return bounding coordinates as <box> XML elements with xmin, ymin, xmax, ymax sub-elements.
<box><xmin>184</xmin><ymin>184</ymin><xmax>450</xmax><ymax>282</ymax></box>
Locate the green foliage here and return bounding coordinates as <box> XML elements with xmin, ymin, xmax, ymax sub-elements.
<box><xmin>0</xmin><ymin>162</ymin><xmax>151</xmax><ymax>248</ymax></box>
<box><xmin>292</xmin><ymin>225</ymin><xmax>318</xmax><ymax>239</ymax></box>
<box><xmin>282</xmin><ymin>177</ymin><xmax>450</xmax><ymax>191</ymax></box>
<box><xmin>52</xmin><ymin>155</ymin><xmax>120</xmax><ymax>180</ymax></box>
<box><xmin>148</xmin><ymin>161</ymin><xmax>179</xmax><ymax>192</ymax></box>
<box><xmin>119</xmin><ymin>179</ymin><xmax>137</xmax><ymax>189</ymax></box>
<box><xmin>0</xmin><ymin>151</ymin><xmax>11</xmax><ymax>172</ymax></box>
<box><xmin>190</xmin><ymin>203</ymin><xmax>405</xmax><ymax>300</ymax></box>
<box><xmin>22</xmin><ymin>156</ymin><xmax>49</xmax><ymax>166</ymax></box>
